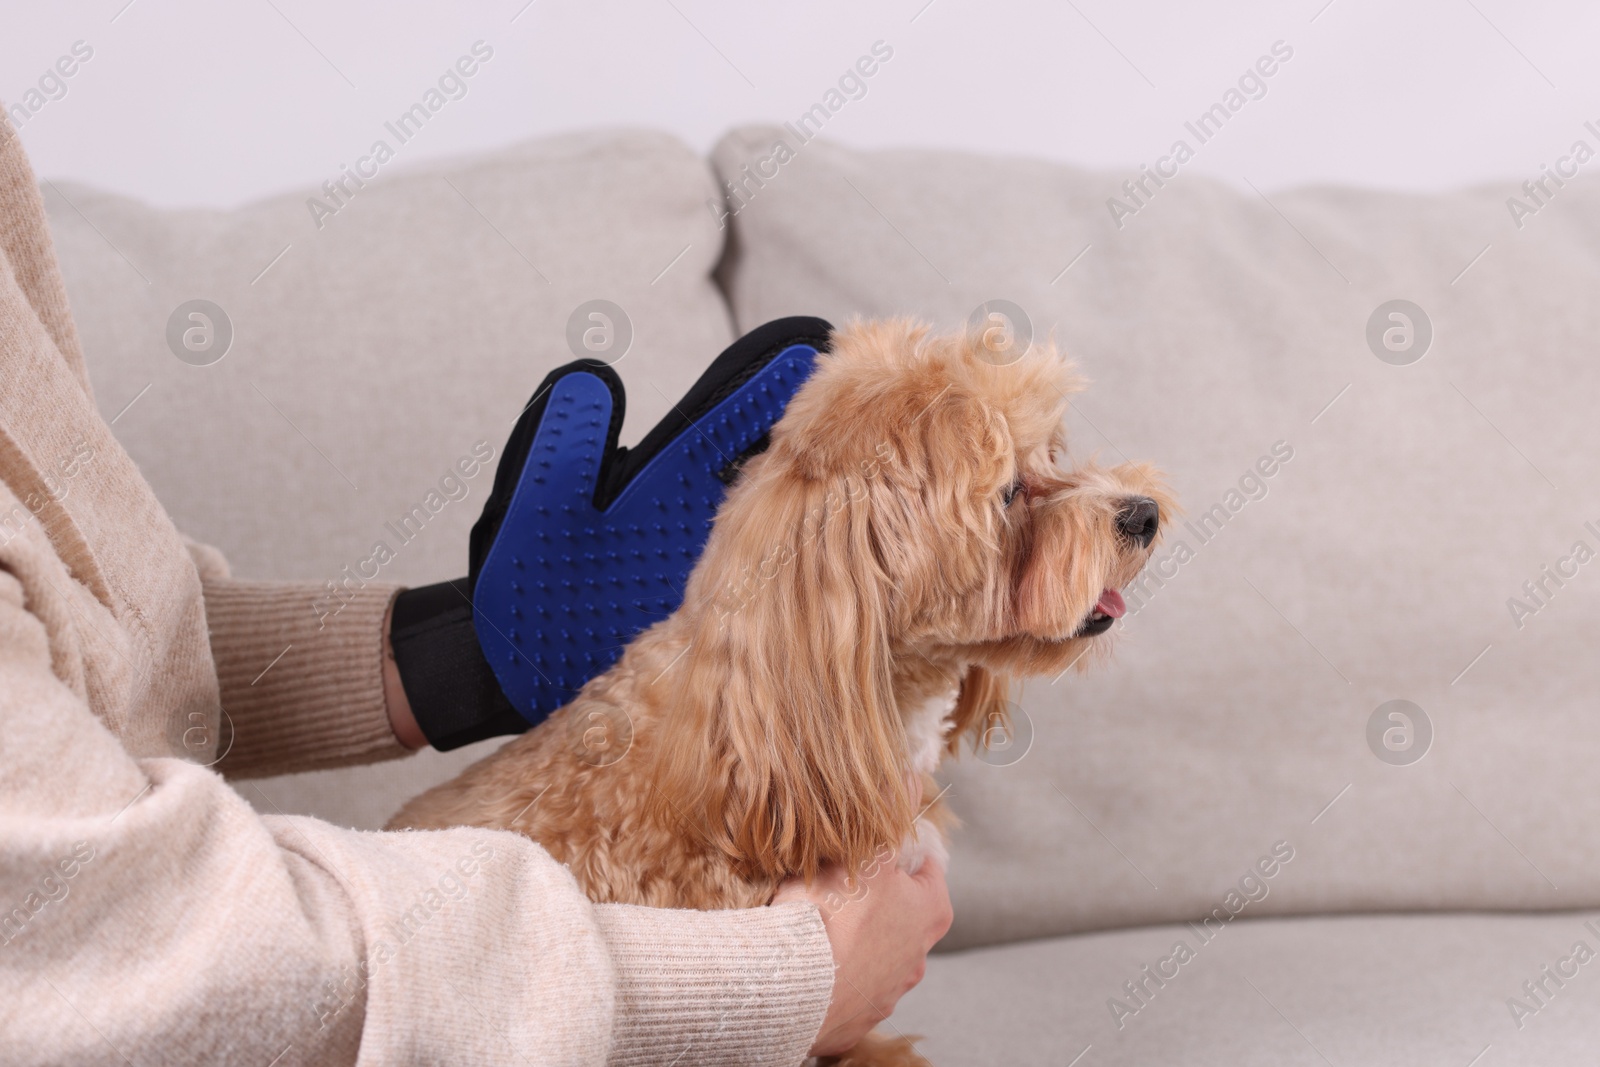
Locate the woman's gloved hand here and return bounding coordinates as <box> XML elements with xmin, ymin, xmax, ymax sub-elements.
<box><xmin>388</xmin><ymin>317</ymin><xmax>832</xmax><ymax>750</ymax></box>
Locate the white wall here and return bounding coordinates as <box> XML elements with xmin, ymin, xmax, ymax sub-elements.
<box><xmin>5</xmin><ymin>0</ymin><xmax>1597</xmax><ymax>208</ymax></box>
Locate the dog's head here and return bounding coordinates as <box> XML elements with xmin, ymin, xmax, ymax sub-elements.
<box><xmin>651</xmin><ymin>319</ymin><xmax>1171</xmax><ymax>880</ymax></box>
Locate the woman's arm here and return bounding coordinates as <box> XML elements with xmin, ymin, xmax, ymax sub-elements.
<box><xmin>0</xmin><ymin>561</ymin><xmax>837</xmax><ymax>1066</ymax></box>
<box><xmin>201</xmin><ymin>571</ymin><xmax>413</xmax><ymax>779</ymax></box>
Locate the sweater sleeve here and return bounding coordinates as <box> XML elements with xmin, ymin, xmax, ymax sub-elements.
<box><xmin>201</xmin><ymin>574</ymin><xmax>409</xmax><ymax>779</ymax></box>
<box><xmin>0</xmin><ymin>564</ymin><xmax>835</xmax><ymax>1067</ymax></box>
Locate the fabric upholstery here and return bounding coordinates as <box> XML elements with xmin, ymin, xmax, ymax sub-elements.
<box><xmin>896</xmin><ymin>911</ymin><xmax>1600</xmax><ymax>1065</ymax></box>
<box><xmin>47</xmin><ymin>129</ymin><xmax>736</xmax><ymax>827</ymax></box>
<box><xmin>712</xmin><ymin>125</ymin><xmax>1600</xmax><ymax>949</ymax></box>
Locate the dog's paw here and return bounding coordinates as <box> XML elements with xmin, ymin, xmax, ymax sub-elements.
<box><xmin>823</xmin><ymin>1030</ymin><xmax>931</xmax><ymax>1066</ymax></box>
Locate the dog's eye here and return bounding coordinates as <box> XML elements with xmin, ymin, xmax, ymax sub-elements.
<box><xmin>1001</xmin><ymin>480</ymin><xmax>1023</xmax><ymax>507</ymax></box>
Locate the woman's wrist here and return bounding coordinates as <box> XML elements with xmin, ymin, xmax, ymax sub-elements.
<box><xmin>382</xmin><ymin>593</ymin><xmax>427</xmax><ymax>750</ymax></box>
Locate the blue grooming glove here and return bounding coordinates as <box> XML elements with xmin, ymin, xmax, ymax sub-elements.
<box><xmin>390</xmin><ymin>317</ymin><xmax>830</xmax><ymax>750</ymax></box>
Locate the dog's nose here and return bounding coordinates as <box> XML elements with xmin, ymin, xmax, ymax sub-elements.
<box><xmin>1116</xmin><ymin>497</ymin><xmax>1160</xmax><ymax>547</ymax></box>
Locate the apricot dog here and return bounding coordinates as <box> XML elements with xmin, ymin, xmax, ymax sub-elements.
<box><xmin>391</xmin><ymin>319</ymin><xmax>1170</xmax><ymax>1065</ymax></box>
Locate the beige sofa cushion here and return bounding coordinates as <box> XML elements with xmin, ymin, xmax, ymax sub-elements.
<box><xmin>713</xmin><ymin>126</ymin><xmax>1600</xmax><ymax>948</ymax></box>
<box><xmin>49</xmin><ymin>129</ymin><xmax>735</xmax><ymax>828</ymax></box>
<box><xmin>897</xmin><ymin>911</ymin><xmax>1600</xmax><ymax>1065</ymax></box>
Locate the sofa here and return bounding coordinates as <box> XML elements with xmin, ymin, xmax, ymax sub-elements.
<box><xmin>47</xmin><ymin>125</ymin><xmax>1600</xmax><ymax>1064</ymax></box>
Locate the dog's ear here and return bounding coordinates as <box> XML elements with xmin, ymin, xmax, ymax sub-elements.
<box><xmin>946</xmin><ymin>664</ymin><xmax>1012</xmax><ymax>756</ymax></box>
<box><xmin>649</xmin><ymin>466</ymin><xmax>913</xmax><ymax>882</ymax></box>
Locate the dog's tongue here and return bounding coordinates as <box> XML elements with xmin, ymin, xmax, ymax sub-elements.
<box><xmin>1095</xmin><ymin>588</ymin><xmax>1126</xmax><ymax>619</ymax></box>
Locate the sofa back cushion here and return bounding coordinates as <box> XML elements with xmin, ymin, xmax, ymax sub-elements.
<box><xmin>713</xmin><ymin>125</ymin><xmax>1600</xmax><ymax>950</ymax></box>
<box><xmin>49</xmin><ymin>129</ymin><xmax>734</xmax><ymax>827</ymax></box>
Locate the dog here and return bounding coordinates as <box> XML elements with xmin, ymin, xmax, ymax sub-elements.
<box><xmin>390</xmin><ymin>319</ymin><xmax>1171</xmax><ymax>1065</ymax></box>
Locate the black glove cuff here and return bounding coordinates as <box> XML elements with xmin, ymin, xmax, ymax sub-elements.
<box><xmin>389</xmin><ymin>579</ymin><xmax>528</xmax><ymax>751</ymax></box>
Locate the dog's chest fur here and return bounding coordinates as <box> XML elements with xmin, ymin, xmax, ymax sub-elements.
<box><xmin>897</xmin><ymin>688</ymin><xmax>958</xmax><ymax>875</ymax></box>
<box><xmin>903</xmin><ymin>688</ymin><xmax>958</xmax><ymax>776</ymax></box>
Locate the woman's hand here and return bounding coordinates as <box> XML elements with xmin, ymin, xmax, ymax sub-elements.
<box><xmin>773</xmin><ymin>777</ymin><xmax>953</xmax><ymax>1057</ymax></box>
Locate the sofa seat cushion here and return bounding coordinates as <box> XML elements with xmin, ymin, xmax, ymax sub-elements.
<box><xmin>896</xmin><ymin>911</ymin><xmax>1600</xmax><ymax>1065</ymax></box>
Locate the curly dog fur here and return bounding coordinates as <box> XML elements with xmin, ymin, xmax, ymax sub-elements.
<box><xmin>391</xmin><ymin>319</ymin><xmax>1171</xmax><ymax>1064</ymax></box>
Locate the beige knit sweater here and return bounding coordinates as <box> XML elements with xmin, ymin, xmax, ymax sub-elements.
<box><xmin>0</xmin><ymin>116</ymin><xmax>833</xmax><ymax>1066</ymax></box>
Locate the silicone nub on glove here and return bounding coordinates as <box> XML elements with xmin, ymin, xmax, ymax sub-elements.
<box><xmin>389</xmin><ymin>317</ymin><xmax>831</xmax><ymax>750</ymax></box>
